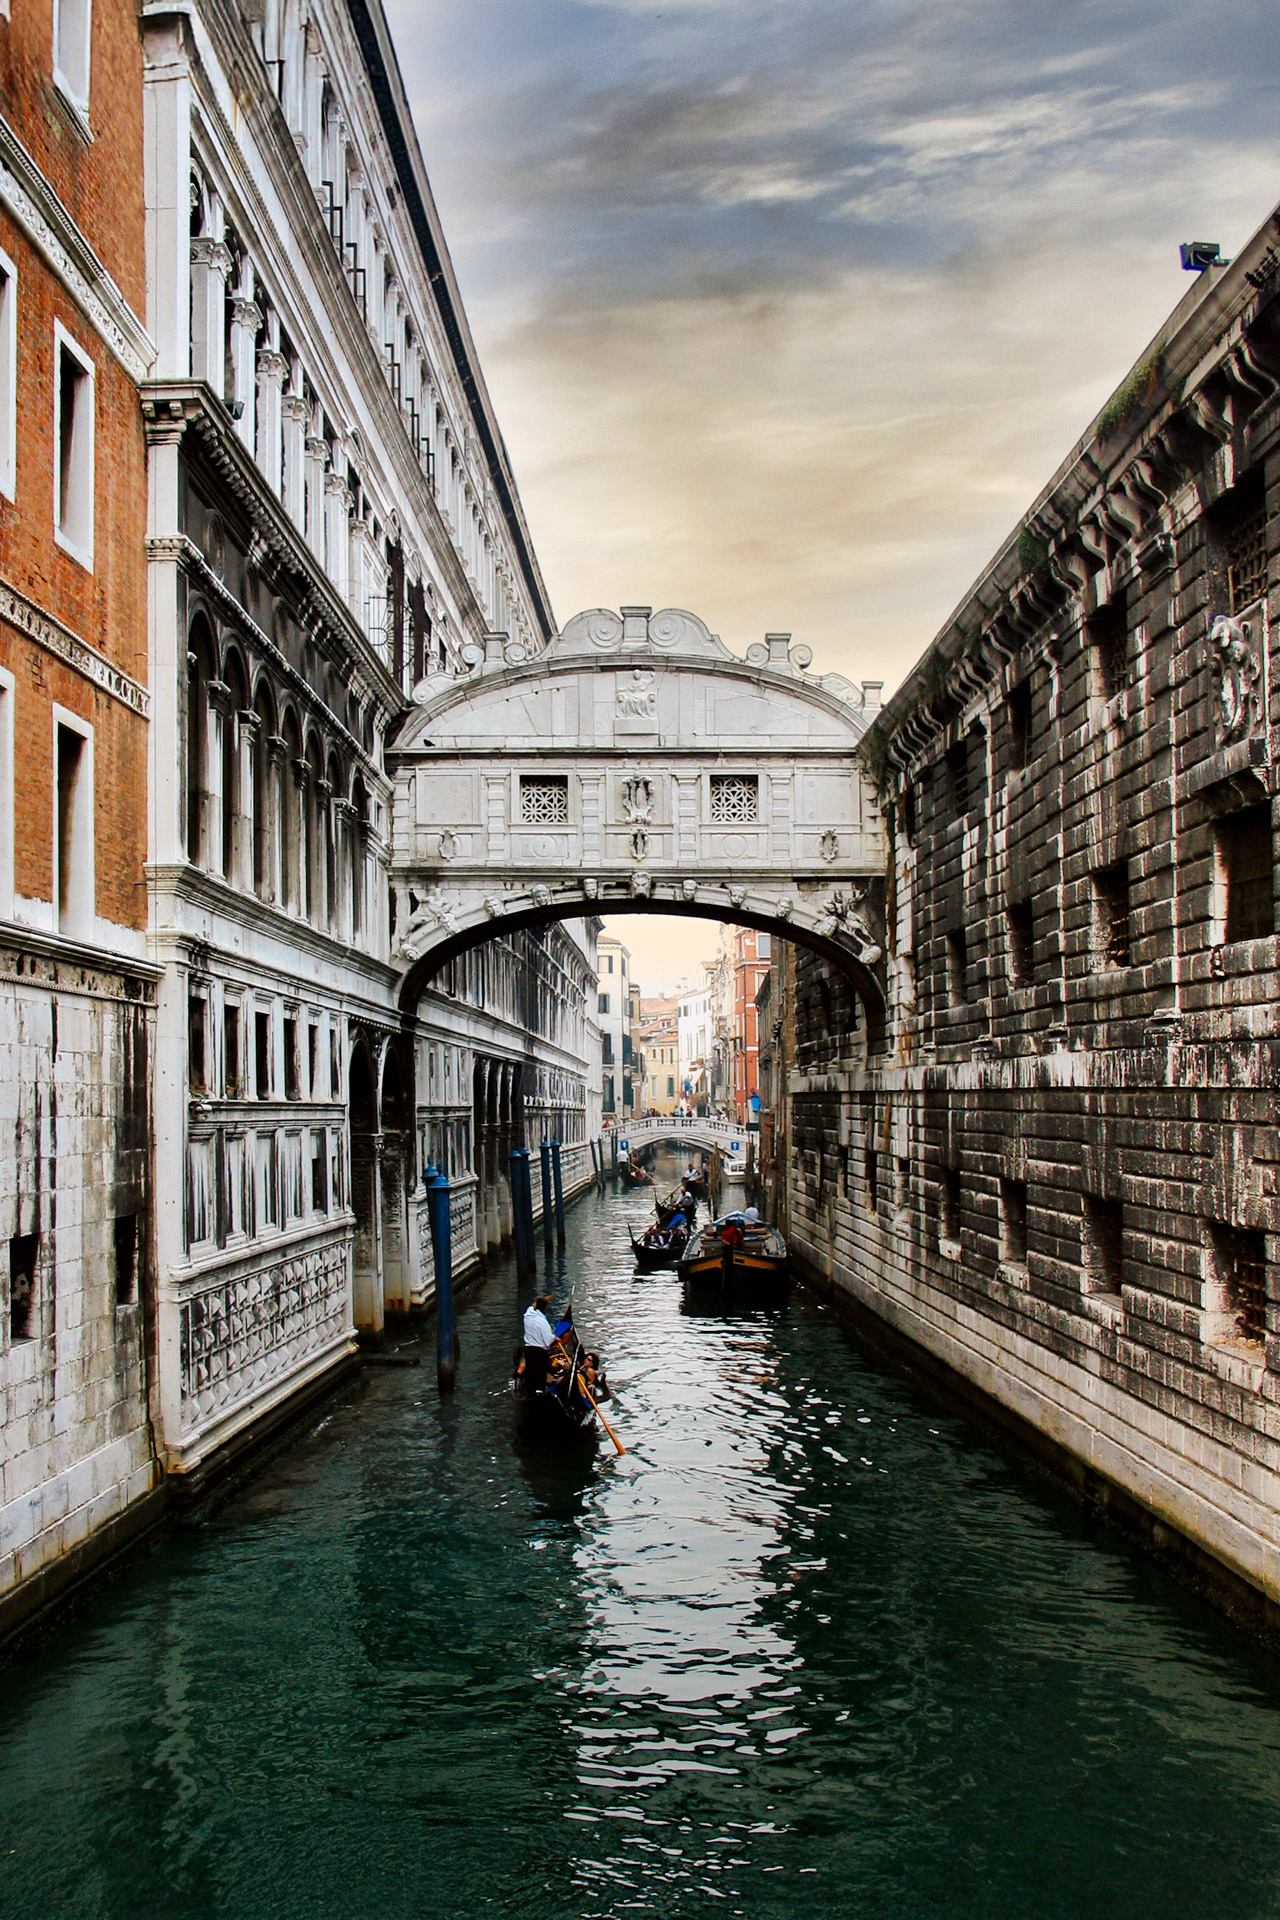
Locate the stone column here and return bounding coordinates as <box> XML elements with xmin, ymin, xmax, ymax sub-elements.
<box><xmin>204</xmin><ymin>677</ymin><xmax>231</xmax><ymax>876</ymax></box>
<box><xmin>255</xmin><ymin>318</ymin><xmax>288</xmax><ymax>496</ymax></box>
<box><xmin>228</xmin><ymin>269</ymin><xmax>261</xmax><ymax>453</ymax></box>
<box><xmin>265</xmin><ymin>732</ymin><xmax>286</xmax><ymax>907</ymax></box>
<box><xmin>305</xmin><ymin>406</ymin><xmax>328</xmax><ymax>561</ymax></box>
<box><xmin>189</xmin><ymin>230</ymin><xmax>232</xmax><ymax>390</ymax></box>
<box><xmin>315</xmin><ymin>774</ymin><xmax>333</xmax><ymax>930</ymax></box>
<box><xmin>282</xmin><ymin>367</ymin><xmax>307</xmax><ymax>530</ymax></box>
<box><xmin>235</xmin><ymin>709</ymin><xmax>259</xmax><ymax>893</ymax></box>
<box><xmin>325</xmin><ymin>471</ymin><xmax>352</xmax><ymax>602</ymax></box>
<box><xmin>292</xmin><ymin>755</ymin><xmax>311</xmax><ymax>920</ymax></box>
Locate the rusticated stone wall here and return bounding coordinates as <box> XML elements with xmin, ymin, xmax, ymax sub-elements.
<box><xmin>772</xmin><ymin>194</ymin><xmax>1280</xmax><ymax>1626</ymax></box>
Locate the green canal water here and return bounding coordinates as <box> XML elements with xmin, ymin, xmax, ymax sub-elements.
<box><xmin>5</xmin><ymin>1162</ymin><xmax>1280</xmax><ymax>1919</ymax></box>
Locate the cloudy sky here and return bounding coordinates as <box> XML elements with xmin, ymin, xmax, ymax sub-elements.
<box><xmin>383</xmin><ymin>0</ymin><xmax>1279</xmax><ymax>991</ymax></box>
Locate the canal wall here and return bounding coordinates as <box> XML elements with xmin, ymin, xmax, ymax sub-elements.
<box><xmin>766</xmin><ymin>213</ymin><xmax>1280</xmax><ymax>1630</ymax></box>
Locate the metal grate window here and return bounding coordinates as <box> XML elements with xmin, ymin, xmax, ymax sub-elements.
<box><xmin>1212</xmin><ymin>1222</ymin><xmax>1268</xmax><ymax>1343</ymax></box>
<box><xmin>709</xmin><ymin>773</ymin><xmax>759</xmax><ymax>823</ymax></box>
<box><xmin>1227</xmin><ymin>503</ymin><xmax>1269</xmax><ymax>614</ymax></box>
<box><xmin>1220</xmin><ymin>803</ymin><xmax>1274</xmax><ymax>943</ymax></box>
<box><xmin>520</xmin><ymin>775</ymin><xmax>569</xmax><ymax>825</ymax></box>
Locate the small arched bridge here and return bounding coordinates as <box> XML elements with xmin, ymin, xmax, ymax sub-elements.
<box><xmin>387</xmin><ymin>605</ymin><xmax>888</xmax><ymax>1034</ymax></box>
<box><xmin>617</xmin><ymin>1116</ymin><xmax>747</xmax><ymax>1157</ymax></box>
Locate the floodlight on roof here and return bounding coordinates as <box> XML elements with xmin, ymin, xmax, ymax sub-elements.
<box><xmin>1180</xmin><ymin>241</ymin><xmax>1225</xmax><ymax>272</ymax></box>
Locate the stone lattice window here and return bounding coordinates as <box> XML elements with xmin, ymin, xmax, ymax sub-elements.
<box><xmin>520</xmin><ymin>775</ymin><xmax>569</xmax><ymax>825</ymax></box>
<box><xmin>709</xmin><ymin>773</ymin><xmax>759</xmax><ymax>823</ymax></box>
<box><xmin>1090</xmin><ymin>862</ymin><xmax>1132</xmax><ymax>970</ymax></box>
<box><xmin>1210</xmin><ymin>1221</ymin><xmax>1268</xmax><ymax>1344</ymax></box>
<box><xmin>1226</xmin><ymin>502</ymin><xmax>1269</xmax><ymax>614</ymax></box>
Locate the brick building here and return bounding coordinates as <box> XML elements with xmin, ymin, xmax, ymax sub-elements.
<box><xmin>729</xmin><ymin>926</ymin><xmax>770</xmax><ymax>1123</ymax></box>
<box><xmin>0</xmin><ymin>0</ymin><xmax>159</xmax><ymax>1619</ymax></box>
<box><xmin>767</xmin><ymin>194</ymin><xmax>1280</xmax><ymax>1622</ymax></box>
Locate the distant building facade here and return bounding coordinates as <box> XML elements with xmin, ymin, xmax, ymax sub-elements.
<box><xmin>638</xmin><ymin>994</ymin><xmax>680</xmax><ymax>1113</ymax></box>
<box><xmin>596</xmin><ymin>933</ymin><xmax>633</xmax><ymax>1118</ymax></box>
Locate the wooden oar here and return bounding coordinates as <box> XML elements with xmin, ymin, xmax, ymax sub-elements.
<box><xmin>575</xmin><ymin>1367</ymin><xmax>626</xmax><ymax>1455</ymax></box>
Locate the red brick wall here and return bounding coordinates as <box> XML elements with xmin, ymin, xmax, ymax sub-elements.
<box><xmin>0</xmin><ymin>0</ymin><xmax>146</xmax><ymax>932</ymax></box>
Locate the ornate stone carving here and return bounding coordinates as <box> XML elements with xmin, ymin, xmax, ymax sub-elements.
<box><xmin>530</xmin><ymin>883</ymin><xmax>551</xmax><ymax>908</ymax></box>
<box><xmin>630</xmin><ymin>828</ymin><xmax>648</xmax><ymax>860</ymax></box>
<box><xmin>179</xmin><ymin>1242</ymin><xmax>349</xmax><ymax>1429</ymax></box>
<box><xmin>617</xmin><ymin>669</ymin><xmax>657</xmax><ymax>719</ymax></box>
<box><xmin>438</xmin><ymin>829</ymin><xmax>458</xmax><ymax>861</ymax></box>
<box><xmin>621</xmin><ymin>775</ymin><xmax>654</xmax><ymax>824</ymax></box>
<box><xmin>582</xmin><ymin>877</ymin><xmax>599</xmax><ymax>900</ymax></box>
<box><xmin>821</xmin><ymin>885</ymin><xmax>883</xmax><ymax>963</ymax></box>
<box><xmin>819</xmin><ymin>829</ymin><xmax>839</xmax><ymax>862</ymax></box>
<box><xmin>728</xmin><ymin>885</ymin><xmax>746</xmax><ymax>908</ymax></box>
<box><xmin>394</xmin><ymin>885</ymin><xmax>459</xmax><ymax>960</ymax></box>
<box><xmin>484</xmin><ymin>895</ymin><xmax>505</xmax><ymax>918</ymax></box>
<box><xmin>1210</xmin><ymin>612</ymin><xmax>1265</xmax><ymax>745</ymax></box>
<box><xmin>681</xmin><ymin>879</ymin><xmax>698</xmax><ymax>901</ymax></box>
<box><xmin>631</xmin><ymin>871</ymin><xmax>652</xmax><ymax>899</ymax></box>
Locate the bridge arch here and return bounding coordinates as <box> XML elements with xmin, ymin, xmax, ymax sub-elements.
<box><xmin>386</xmin><ymin>604</ymin><xmax>889</xmax><ymax>1044</ymax></box>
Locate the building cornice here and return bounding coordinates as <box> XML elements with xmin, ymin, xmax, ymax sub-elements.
<box><xmin>0</xmin><ymin>112</ymin><xmax>154</xmax><ymax>382</ymax></box>
<box><xmin>0</xmin><ymin>572</ymin><xmax>150</xmax><ymax>715</ymax></box>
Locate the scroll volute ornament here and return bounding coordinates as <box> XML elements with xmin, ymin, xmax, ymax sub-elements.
<box><xmin>1209</xmin><ymin>612</ymin><xmax>1265</xmax><ymax>747</ymax></box>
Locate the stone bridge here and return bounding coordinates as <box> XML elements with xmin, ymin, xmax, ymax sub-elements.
<box><xmin>387</xmin><ymin>605</ymin><xmax>888</xmax><ymax>1031</ymax></box>
<box><xmin>617</xmin><ymin>1116</ymin><xmax>749</xmax><ymax>1158</ymax></box>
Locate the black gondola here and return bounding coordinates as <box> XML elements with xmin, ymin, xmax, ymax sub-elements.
<box><xmin>677</xmin><ymin>1214</ymin><xmax>790</xmax><ymax>1300</ymax></box>
<box><xmin>513</xmin><ymin>1332</ymin><xmax>611</xmax><ymax>1446</ymax></box>
<box><xmin>622</xmin><ymin>1161</ymin><xmax>653</xmax><ymax>1187</ymax></box>
<box><xmin>629</xmin><ymin>1222</ymin><xmax>689</xmax><ymax>1269</ymax></box>
<box><xmin>655</xmin><ymin>1190</ymin><xmax>697</xmax><ymax>1229</ymax></box>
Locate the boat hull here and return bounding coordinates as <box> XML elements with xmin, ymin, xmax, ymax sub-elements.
<box><xmin>677</xmin><ymin>1241</ymin><xmax>790</xmax><ymax>1301</ymax></box>
<box><xmin>514</xmin><ymin>1387</ymin><xmax>599</xmax><ymax>1446</ymax></box>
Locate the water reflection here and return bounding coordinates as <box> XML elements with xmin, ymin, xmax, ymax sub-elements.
<box><xmin>3</xmin><ymin>1160</ymin><xmax>1280</xmax><ymax>1919</ymax></box>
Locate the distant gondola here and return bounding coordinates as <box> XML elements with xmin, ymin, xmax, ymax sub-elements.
<box><xmin>678</xmin><ymin>1213</ymin><xmax>789</xmax><ymax>1299</ymax></box>
<box><xmin>622</xmin><ymin>1160</ymin><xmax>653</xmax><ymax>1188</ymax></box>
<box><xmin>629</xmin><ymin>1222</ymin><xmax>689</xmax><ymax>1269</ymax></box>
<box><xmin>655</xmin><ymin>1191</ymin><xmax>697</xmax><ymax>1229</ymax></box>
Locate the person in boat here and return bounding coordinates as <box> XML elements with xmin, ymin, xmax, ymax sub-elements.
<box><xmin>720</xmin><ymin>1216</ymin><xmax>745</xmax><ymax>1248</ymax></box>
<box><xmin>742</xmin><ymin>1206</ymin><xmax>765</xmax><ymax>1237</ymax></box>
<box><xmin>522</xmin><ymin>1292</ymin><xmax>555</xmax><ymax>1390</ymax></box>
<box><xmin>583</xmin><ymin>1351</ymin><xmax>610</xmax><ymax>1402</ymax></box>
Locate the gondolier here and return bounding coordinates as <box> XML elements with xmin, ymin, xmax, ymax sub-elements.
<box><xmin>522</xmin><ymin>1293</ymin><xmax>555</xmax><ymax>1390</ymax></box>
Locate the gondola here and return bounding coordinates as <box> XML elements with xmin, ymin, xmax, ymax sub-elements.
<box><xmin>629</xmin><ymin>1222</ymin><xmax>690</xmax><ymax>1269</ymax></box>
<box><xmin>513</xmin><ymin>1328</ymin><xmax>612</xmax><ymax>1447</ymax></box>
<box><xmin>677</xmin><ymin>1214</ymin><xmax>790</xmax><ymax>1299</ymax></box>
<box><xmin>680</xmin><ymin>1168</ymin><xmax>709</xmax><ymax>1200</ymax></box>
<box><xmin>622</xmin><ymin>1160</ymin><xmax>653</xmax><ymax>1188</ymax></box>
<box><xmin>655</xmin><ymin>1191</ymin><xmax>697</xmax><ymax>1229</ymax></box>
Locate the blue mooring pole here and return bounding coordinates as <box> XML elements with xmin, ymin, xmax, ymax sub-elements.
<box><xmin>551</xmin><ymin>1139</ymin><xmax>566</xmax><ymax>1245</ymax></box>
<box><xmin>426</xmin><ymin>1166</ymin><xmax>457</xmax><ymax>1393</ymax></box>
<box><xmin>540</xmin><ymin>1139</ymin><xmax>555</xmax><ymax>1252</ymax></box>
<box><xmin>509</xmin><ymin>1147</ymin><xmax>535</xmax><ymax>1280</ymax></box>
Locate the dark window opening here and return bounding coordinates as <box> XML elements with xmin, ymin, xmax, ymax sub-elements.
<box><xmin>223</xmin><ymin>1003</ymin><xmax>241</xmax><ymax>1098</ymax></box>
<box><xmin>1210</xmin><ymin>1221</ymin><xmax>1268</xmax><ymax>1344</ymax></box>
<box><xmin>1001</xmin><ymin>1178</ymin><xmax>1028</xmax><ymax>1266</ymax></box>
<box><xmin>865</xmin><ymin>1147</ymin><xmax>878</xmax><ymax>1211</ymax></box>
<box><xmin>1225</xmin><ymin>499</ymin><xmax>1269</xmax><ymax>615</ymax></box>
<box><xmin>188</xmin><ymin>992</ymin><xmax>207</xmax><ymax>1094</ymax></box>
<box><xmin>255</xmin><ymin>1010</ymin><xmax>272</xmax><ymax>1099</ymax></box>
<box><xmin>1007</xmin><ymin>898</ymin><xmax>1034</xmax><ymax>985</ymax></box>
<box><xmin>901</xmin><ymin>785</ymin><xmax>917</xmax><ymax>845</ymax></box>
<box><xmin>1091</xmin><ymin>862</ymin><xmax>1132</xmax><ymax>969</ymax></box>
<box><xmin>940</xmin><ymin>1167</ymin><xmax>961</xmax><ymax>1243</ymax></box>
<box><xmin>284</xmin><ymin>1017</ymin><xmax>300</xmax><ymax>1101</ymax></box>
<box><xmin>946</xmin><ymin>739</ymin><xmax>970</xmax><ymax>819</ymax></box>
<box><xmin>330</xmin><ymin>1031</ymin><xmax>340</xmax><ymax>1102</ymax></box>
<box><xmin>113</xmin><ymin>1213</ymin><xmax>138</xmax><ymax>1307</ymax></box>
<box><xmin>56</xmin><ymin>723</ymin><xmax>85</xmax><ymax>931</ymax></box>
<box><xmin>9</xmin><ymin>1231</ymin><xmax>37</xmax><ymax>1341</ymax></box>
<box><xmin>311</xmin><ymin>1130</ymin><xmax>328</xmax><ymax>1212</ymax></box>
<box><xmin>1220</xmin><ymin>803</ymin><xmax>1274</xmax><ymax>943</ymax></box>
<box><xmin>896</xmin><ymin>1156</ymin><xmax>910</xmax><ymax>1211</ymax></box>
<box><xmin>1008</xmin><ymin>678</ymin><xmax>1033</xmax><ymax>772</ymax></box>
<box><xmin>1087</xmin><ymin>599</ymin><xmax>1128</xmax><ymax>701</ymax></box>
<box><xmin>1083</xmin><ymin>1195</ymin><xmax>1124</xmax><ymax>1297</ymax></box>
<box><xmin>946</xmin><ymin>928</ymin><xmax>969</xmax><ymax>1005</ymax></box>
<box><xmin>308</xmin><ymin>1023</ymin><xmax>319</xmax><ymax>1100</ymax></box>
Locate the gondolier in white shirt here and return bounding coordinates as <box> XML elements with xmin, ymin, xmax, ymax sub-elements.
<box><xmin>522</xmin><ymin>1293</ymin><xmax>555</xmax><ymax>1391</ymax></box>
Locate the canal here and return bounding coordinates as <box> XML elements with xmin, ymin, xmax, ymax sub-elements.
<box><xmin>5</xmin><ymin>1159</ymin><xmax>1280</xmax><ymax>1919</ymax></box>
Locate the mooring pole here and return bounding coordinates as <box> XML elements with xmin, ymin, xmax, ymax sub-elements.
<box><xmin>426</xmin><ymin>1166</ymin><xmax>457</xmax><ymax>1393</ymax></box>
<box><xmin>610</xmin><ymin>1132</ymin><xmax>618</xmax><ymax>1179</ymax></box>
<box><xmin>540</xmin><ymin>1138</ymin><xmax>555</xmax><ymax>1252</ymax></box>
<box><xmin>551</xmin><ymin>1138</ymin><xmax>566</xmax><ymax>1245</ymax></box>
<box><xmin>509</xmin><ymin>1147</ymin><xmax>535</xmax><ymax>1279</ymax></box>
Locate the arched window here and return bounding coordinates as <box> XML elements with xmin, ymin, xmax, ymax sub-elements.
<box><xmin>351</xmin><ymin>776</ymin><xmax>368</xmax><ymax>941</ymax></box>
<box><xmin>305</xmin><ymin>735</ymin><xmax>324</xmax><ymax>924</ymax></box>
<box><xmin>253</xmin><ymin>683</ymin><xmax>274</xmax><ymax>899</ymax></box>
<box><xmin>221</xmin><ymin>651</ymin><xmax>248</xmax><ymax>883</ymax></box>
<box><xmin>186</xmin><ymin>617</ymin><xmax>216</xmax><ymax>866</ymax></box>
<box><xmin>281</xmin><ymin>711</ymin><xmax>301</xmax><ymax>913</ymax></box>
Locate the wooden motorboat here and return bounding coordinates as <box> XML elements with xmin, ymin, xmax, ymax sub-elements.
<box><xmin>677</xmin><ymin>1215</ymin><xmax>789</xmax><ymax>1298</ymax></box>
<box><xmin>629</xmin><ymin>1222</ymin><xmax>689</xmax><ymax>1270</ymax></box>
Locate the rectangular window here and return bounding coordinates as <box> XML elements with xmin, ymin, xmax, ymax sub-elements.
<box><xmin>1082</xmin><ymin>1195</ymin><xmax>1124</xmax><ymax>1299</ymax></box>
<box><xmin>1008</xmin><ymin>678</ymin><xmax>1033</xmax><ymax>772</ymax></box>
<box><xmin>310</xmin><ymin>1129</ymin><xmax>328</xmax><ymax>1212</ymax></box>
<box><xmin>223</xmin><ymin>1003</ymin><xmax>241</xmax><ymax>1098</ymax></box>
<box><xmin>864</xmin><ymin>1147</ymin><xmax>878</xmax><ymax>1211</ymax></box>
<box><xmin>113</xmin><ymin>1212</ymin><xmax>137</xmax><ymax>1307</ymax></box>
<box><xmin>945</xmin><ymin>740</ymin><xmax>970</xmax><ymax>819</ymax></box>
<box><xmin>53</xmin><ymin>0</ymin><xmax>92</xmax><ymax>116</ymax></box>
<box><xmin>284</xmin><ymin>1017</ymin><xmax>300</xmax><ymax>1100</ymax></box>
<box><xmin>0</xmin><ymin>251</ymin><xmax>16</xmax><ymax>503</ymax></box>
<box><xmin>1000</xmin><ymin>1178</ymin><xmax>1028</xmax><ymax>1266</ymax></box>
<box><xmin>946</xmin><ymin>928</ymin><xmax>969</xmax><ymax>1006</ymax></box>
<box><xmin>9</xmin><ymin>1230</ymin><xmax>37</xmax><ymax>1341</ymax></box>
<box><xmin>54</xmin><ymin>710</ymin><xmax>93</xmax><ymax>937</ymax></box>
<box><xmin>188</xmin><ymin>991</ymin><xmax>207</xmax><ymax>1094</ymax></box>
<box><xmin>940</xmin><ymin>1167</ymin><xmax>961</xmax><ymax>1244</ymax></box>
<box><xmin>1007</xmin><ymin>898</ymin><xmax>1034</xmax><ymax>986</ymax></box>
<box><xmin>1225</xmin><ymin>500</ymin><xmax>1269</xmax><ymax>615</ymax></box>
<box><xmin>519</xmin><ymin>774</ymin><xmax>568</xmax><ymax>824</ymax></box>
<box><xmin>666</xmin><ymin>1076</ymin><xmax>675</xmax><ymax>1098</ymax></box>
<box><xmin>602</xmin><ymin>1033</ymin><xmax>613</xmax><ymax>1064</ymax></box>
<box><xmin>710</xmin><ymin>773</ymin><xmax>759</xmax><ymax>823</ymax></box>
<box><xmin>255</xmin><ymin>1009</ymin><xmax>272</xmax><ymax>1099</ymax></box>
<box><xmin>256</xmin><ymin>1130</ymin><xmax>278</xmax><ymax>1228</ymax></box>
<box><xmin>1087</xmin><ymin>599</ymin><xmax>1128</xmax><ymax>702</ymax></box>
<box><xmin>757</xmin><ymin>932</ymin><xmax>771</xmax><ymax>958</ymax></box>
<box><xmin>598</xmin><ymin>993</ymin><xmax>610</xmax><ymax>1015</ymax></box>
<box><xmin>1090</xmin><ymin>862</ymin><xmax>1132</xmax><ymax>970</ymax></box>
<box><xmin>330</xmin><ymin>1030</ymin><xmax>340</xmax><ymax>1101</ymax></box>
<box><xmin>895</xmin><ymin>1156</ymin><xmax>910</xmax><ymax>1213</ymax></box>
<box><xmin>308</xmin><ymin>1023</ymin><xmax>318</xmax><ymax>1100</ymax></box>
<box><xmin>1218</xmin><ymin>804</ymin><xmax>1274</xmax><ymax>944</ymax></box>
<box><xmin>54</xmin><ymin>324</ymin><xmax>94</xmax><ymax>568</ymax></box>
<box><xmin>1209</xmin><ymin>1221</ymin><xmax>1268</xmax><ymax>1345</ymax></box>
